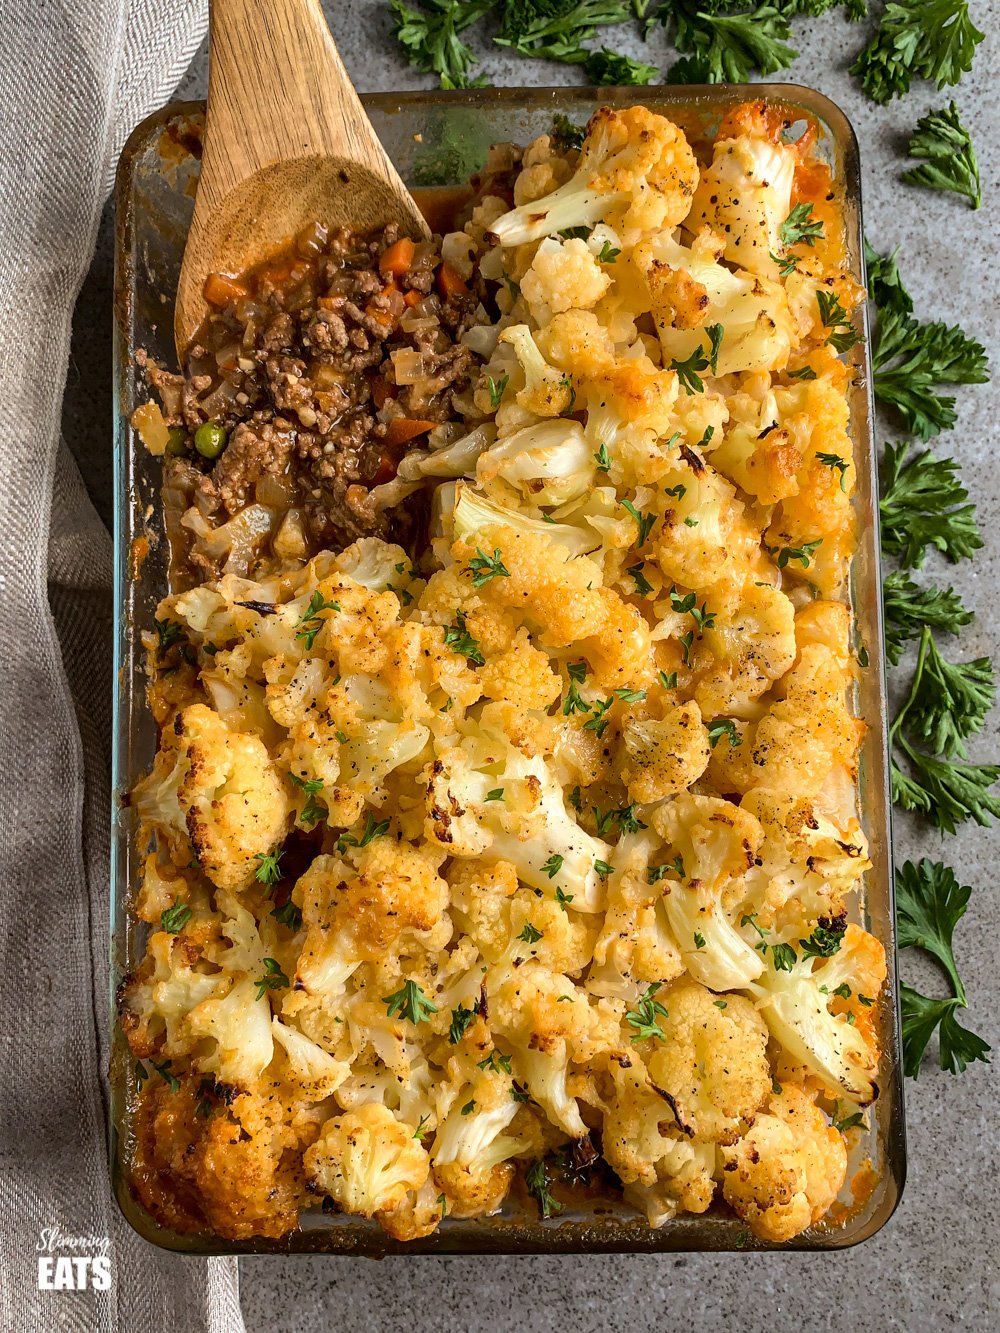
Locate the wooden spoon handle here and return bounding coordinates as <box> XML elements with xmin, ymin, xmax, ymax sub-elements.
<box><xmin>200</xmin><ymin>0</ymin><xmax>408</xmax><ymax>220</ymax></box>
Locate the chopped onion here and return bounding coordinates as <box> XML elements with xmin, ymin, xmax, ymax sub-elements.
<box><xmin>390</xmin><ymin>348</ymin><xmax>425</xmax><ymax>385</ymax></box>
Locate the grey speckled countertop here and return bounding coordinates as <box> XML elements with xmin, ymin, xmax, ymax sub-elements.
<box><xmin>70</xmin><ymin>3</ymin><xmax>999</xmax><ymax>1328</ymax></box>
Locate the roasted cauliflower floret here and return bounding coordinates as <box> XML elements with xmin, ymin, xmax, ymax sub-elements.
<box><xmin>617</xmin><ymin>701</ymin><xmax>711</xmax><ymax>804</ymax></box>
<box><xmin>720</xmin><ymin>1082</ymin><xmax>848</xmax><ymax>1242</ymax></box>
<box><xmin>304</xmin><ymin>1103</ymin><xmax>430</xmax><ymax>1220</ymax></box>
<box><xmin>132</xmin><ymin>703</ymin><xmax>290</xmax><ymax>891</ymax></box>
<box><xmin>131</xmin><ymin>1076</ymin><xmax>321</xmax><ymax>1241</ymax></box>
<box><xmin>487</xmin><ymin>106</ymin><xmax>699</xmax><ymax>245</ymax></box>
<box><xmin>650</xmin><ymin>793</ymin><xmax>765</xmax><ymax>991</ymax></box>
<box><xmin>521</xmin><ymin>236</ymin><xmax>612</xmax><ymax>324</ymax></box>
<box><xmin>646</xmin><ymin>982</ymin><xmax>771</xmax><ymax>1144</ymax></box>
<box><xmin>602</xmin><ymin>1064</ymin><xmax>717</xmax><ymax>1225</ymax></box>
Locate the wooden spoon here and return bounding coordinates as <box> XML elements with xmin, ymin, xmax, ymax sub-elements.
<box><xmin>174</xmin><ymin>0</ymin><xmax>429</xmax><ymax>358</ymax></box>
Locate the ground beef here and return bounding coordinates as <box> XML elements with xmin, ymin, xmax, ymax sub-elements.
<box><xmin>154</xmin><ymin>219</ymin><xmax>488</xmax><ymax>556</ymax></box>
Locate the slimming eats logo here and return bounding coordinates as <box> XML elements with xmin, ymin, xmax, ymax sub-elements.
<box><xmin>36</xmin><ymin>1227</ymin><xmax>112</xmax><ymax>1291</ymax></box>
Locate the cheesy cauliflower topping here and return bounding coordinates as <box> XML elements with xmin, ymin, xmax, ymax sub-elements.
<box><xmin>124</xmin><ymin>102</ymin><xmax>884</xmax><ymax>1246</ymax></box>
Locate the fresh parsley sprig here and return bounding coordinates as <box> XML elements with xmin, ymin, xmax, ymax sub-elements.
<box><xmin>390</xmin><ymin>0</ymin><xmax>493</xmax><ymax>89</ymax></box>
<box><xmin>903</xmin><ymin>101</ymin><xmax>981</xmax><ymax>209</ymax></box>
<box><xmin>851</xmin><ymin>0</ymin><xmax>984</xmax><ymax>105</ymax></box>
<box><xmin>882</xmin><ymin>571</ymin><xmax>972</xmax><ymax>667</ymax></box>
<box><xmin>878</xmin><ymin>442</ymin><xmax>983</xmax><ymax>567</ymax></box>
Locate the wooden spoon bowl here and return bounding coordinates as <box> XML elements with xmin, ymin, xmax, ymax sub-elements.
<box><xmin>175</xmin><ymin>0</ymin><xmax>430</xmax><ymax>358</ymax></box>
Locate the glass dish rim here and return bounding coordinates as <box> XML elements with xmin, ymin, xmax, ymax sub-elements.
<box><xmin>110</xmin><ymin>81</ymin><xmax>905</xmax><ymax>1257</ymax></box>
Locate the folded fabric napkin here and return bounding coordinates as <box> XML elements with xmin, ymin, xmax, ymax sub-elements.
<box><xmin>0</xmin><ymin>2</ymin><xmax>246</xmax><ymax>1328</ymax></box>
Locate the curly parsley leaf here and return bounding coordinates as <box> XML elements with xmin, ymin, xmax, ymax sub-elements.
<box><xmin>780</xmin><ymin>201</ymin><xmax>824</xmax><ymax>248</ymax></box>
<box><xmin>496</xmin><ymin>0</ymin><xmax>632</xmax><ymax>64</ymax></box>
<box><xmin>872</xmin><ymin>310</ymin><xmax>989</xmax><ymax>440</ymax></box>
<box><xmin>882</xmin><ymin>570</ymin><xmax>972</xmax><ymax>667</ymax></box>
<box><xmin>664</xmin><ymin>4</ymin><xmax>798</xmax><ymax>85</ymax></box>
<box><xmin>851</xmin><ymin>0</ymin><xmax>984</xmax><ymax>106</ymax></box>
<box><xmin>584</xmin><ymin>46</ymin><xmax>659</xmax><ymax>84</ymax></box>
<box><xmin>468</xmin><ymin>547</ymin><xmax>511</xmax><ymax>588</ymax></box>
<box><xmin>899</xmin><ymin>627</ymin><xmax>995</xmax><ymax>759</ymax></box>
<box><xmin>878</xmin><ymin>442</ymin><xmax>983</xmax><ymax>567</ymax></box>
<box><xmin>903</xmin><ymin>101</ymin><xmax>981</xmax><ymax>209</ymax></box>
<box><xmin>390</xmin><ymin>0</ymin><xmax>492</xmax><ymax>89</ymax></box>
<box><xmin>444</xmin><ymin>609</ymin><xmax>486</xmax><ymax>665</ymax></box>
<box><xmin>864</xmin><ymin>240</ymin><xmax>913</xmax><ymax>317</ymax></box>
<box><xmin>385</xmin><ymin>980</ymin><xmax>439</xmax><ymax>1026</ymax></box>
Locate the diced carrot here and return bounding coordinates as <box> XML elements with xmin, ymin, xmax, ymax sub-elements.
<box><xmin>379</xmin><ymin>236</ymin><xmax>416</xmax><ymax>278</ymax></box>
<box><xmin>437</xmin><ymin>262</ymin><xmax>468</xmax><ymax>299</ymax></box>
<box><xmin>404</xmin><ymin>289</ymin><xmax>422</xmax><ymax>308</ymax></box>
<box><xmin>370</xmin><ymin>451</ymin><xmax>399</xmax><ymax>487</ymax></box>
<box><xmin>382</xmin><ymin>417</ymin><xmax>437</xmax><ymax>448</ymax></box>
<box><xmin>203</xmin><ymin>272</ymin><xmax>249</xmax><ymax>307</ymax></box>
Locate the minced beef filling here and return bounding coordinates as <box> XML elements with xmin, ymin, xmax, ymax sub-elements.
<box><xmin>147</xmin><ymin>221</ymin><xmax>489</xmax><ymax>553</ymax></box>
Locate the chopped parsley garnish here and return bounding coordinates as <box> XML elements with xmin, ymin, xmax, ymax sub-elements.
<box><xmin>625</xmin><ymin>983</ymin><xmax>668</xmax><ymax>1043</ymax></box>
<box><xmin>832</xmin><ymin>1105</ymin><xmax>866</xmax><ymax>1134</ymax></box>
<box><xmin>444</xmin><ymin>609</ymin><xmax>485</xmax><ymax>666</ymax></box>
<box><xmin>594</xmin><ymin>859</ymin><xmax>613</xmax><ymax>879</ymax></box>
<box><xmin>555</xmin><ymin>886</ymin><xmax>575</xmax><ymax>911</ymax></box>
<box><xmin>160</xmin><ymin>898</ymin><xmax>191</xmax><ymax>934</ymax></box>
<box><xmin>627</xmin><ymin>562</ymin><xmax>654</xmax><ymax>596</ymax></box>
<box><xmin>704</xmin><ymin>322</ymin><xmax>724</xmax><ymax>375</ymax></box>
<box><xmin>413</xmin><ymin>1114</ymin><xmax>431</xmax><ymax>1141</ymax></box>
<box><xmin>693</xmin><ymin>930</ymin><xmax>706</xmax><ymax>950</ymax></box>
<box><xmin>596</xmin><ymin>238</ymin><xmax>622</xmax><ymax>263</ymax></box>
<box><xmin>594</xmin><ymin>442</ymin><xmax>612</xmax><ymax>473</ymax></box>
<box><xmin>707</xmin><ymin>719</ymin><xmax>741</xmax><ymax>749</ymax></box>
<box><xmin>551</xmin><ymin>112</ymin><xmax>584</xmax><ymax>151</ymax></box>
<box><xmin>816</xmin><ymin>289</ymin><xmax>860</xmax><ymax>353</ymax></box>
<box><xmin>254</xmin><ymin>848</ymin><xmax>284</xmax><ymax>888</ymax></box>
<box><xmin>468</xmin><ymin>547</ymin><xmax>510</xmax><ymax>588</ymax></box>
<box><xmin>541</xmin><ymin>853</ymin><xmax>564</xmax><ymax>879</ymax></box>
<box><xmin>817</xmin><ymin>451</ymin><xmax>850</xmax><ymax>491</ymax></box>
<box><xmin>771</xmin><ymin>942</ymin><xmax>798</xmax><ymax>972</ymax></box>
<box><xmin>799</xmin><ymin>922</ymin><xmax>846</xmax><ymax>958</ymax></box>
<box><xmin>780</xmin><ymin>202</ymin><xmax>824</xmax><ymax>249</ymax></box>
<box><xmin>254</xmin><ymin>958</ymin><xmax>290</xmax><ymax>1002</ymax></box>
<box><xmin>385</xmin><ymin>980</ymin><xmax>438</xmax><ymax>1026</ymax></box>
<box><xmin>769</xmin><ymin>539</ymin><xmax>823</xmax><ymax>570</ymax></box>
<box><xmin>621</xmin><ymin>498</ymin><xmax>655</xmax><ymax>546</ymax></box>
<box><xmin>787</xmin><ymin>365</ymin><xmax>817</xmax><ymax>381</ymax></box>
<box><xmin>461</xmin><ymin>1099</ymin><xmax>476</xmax><ymax>1116</ymax></box>
<box><xmin>477</xmin><ymin>1050</ymin><xmax>513</xmax><ymax>1075</ymax></box>
<box><xmin>658</xmin><ymin>670</ymin><xmax>678</xmax><ymax>690</ymax></box>
<box><xmin>448</xmin><ymin>1003</ymin><xmax>476</xmax><ymax>1043</ymax></box>
<box><xmin>290</xmin><ymin>772</ymin><xmax>326</xmax><ymax>826</ymax></box>
<box><xmin>582</xmin><ymin>696</ymin><xmax>613</xmax><ymax>738</ymax></box>
<box><xmin>295</xmin><ymin>591</ymin><xmax>341</xmax><ymax>652</ymax></box>
<box><xmin>679</xmin><ymin>630</ymin><xmax>694</xmax><ymax>667</ymax></box>
<box><xmin>337</xmin><ymin>812</ymin><xmax>391</xmax><ymax>853</ymax></box>
<box><xmin>485</xmin><ymin>788</ymin><xmax>505</xmax><ymax>802</ymax></box>
<box><xmin>670</xmin><ymin>342</ymin><xmax>711</xmax><ymax>394</ymax></box>
<box><xmin>487</xmin><ymin>373</ymin><xmax>509</xmax><ymax>409</ymax></box>
<box><xmin>518</xmin><ymin>922</ymin><xmax>543</xmax><ymax>945</ymax></box>
<box><xmin>153</xmin><ymin>618</ymin><xmax>183</xmax><ymax>659</ymax></box>
<box><xmin>525</xmin><ymin>1158</ymin><xmax>562</xmax><ymax>1219</ymax></box>
<box><xmin>271</xmin><ymin>899</ymin><xmax>303</xmax><ymax>931</ymax></box>
<box><xmin>150</xmin><ymin>1059</ymin><xmax>180</xmax><ymax>1093</ymax></box>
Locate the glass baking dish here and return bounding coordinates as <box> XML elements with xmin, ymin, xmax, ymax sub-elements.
<box><xmin>111</xmin><ymin>84</ymin><xmax>905</xmax><ymax>1255</ymax></box>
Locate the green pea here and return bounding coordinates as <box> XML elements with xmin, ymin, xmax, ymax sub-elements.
<box><xmin>194</xmin><ymin>421</ymin><xmax>227</xmax><ymax>459</ymax></box>
<box><xmin>165</xmin><ymin>426</ymin><xmax>188</xmax><ymax>456</ymax></box>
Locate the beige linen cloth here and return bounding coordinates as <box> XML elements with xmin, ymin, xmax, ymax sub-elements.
<box><xmin>0</xmin><ymin>2</ymin><xmax>245</xmax><ymax>1329</ymax></box>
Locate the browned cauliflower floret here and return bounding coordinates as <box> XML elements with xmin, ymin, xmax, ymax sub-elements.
<box><xmin>602</xmin><ymin>1064</ymin><xmax>717</xmax><ymax>1226</ymax></box>
<box><xmin>131</xmin><ymin>1075</ymin><xmax>321</xmax><ymax>1241</ymax></box>
<box><xmin>304</xmin><ymin>1103</ymin><xmax>430</xmax><ymax>1221</ymax></box>
<box><xmin>479</xmin><ymin>629</ymin><xmax>561</xmax><ymax>710</ymax></box>
<box><xmin>646</xmin><ymin>982</ymin><xmax>771</xmax><ymax>1144</ymax></box>
<box><xmin>694</xmin><ymin>582</ymin><xmax>797</xmax><ymax>717</ymax></box>
<box><xmin>616</xmin><ymin>700</ymin><xmax>710</xmax><ymax>804</ymax></box>
<box><xmin>720</xmin><ymin>1082</ymin><xmax>848</xmax><ymax>1242</ymax></box>
<box><xmin>488</xmin><ymin>106</ymin><xmax>699</xmax><ymax>245</ymax></box>
<box><xmin>521</xmin><ymin>236</ymin><xmax>612</xmax><ymax>324</ymax></box>
<box><xmin>131</xmin><ymin>702</ymin><xmax>290</xmax><ymax>891</ymax></box>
